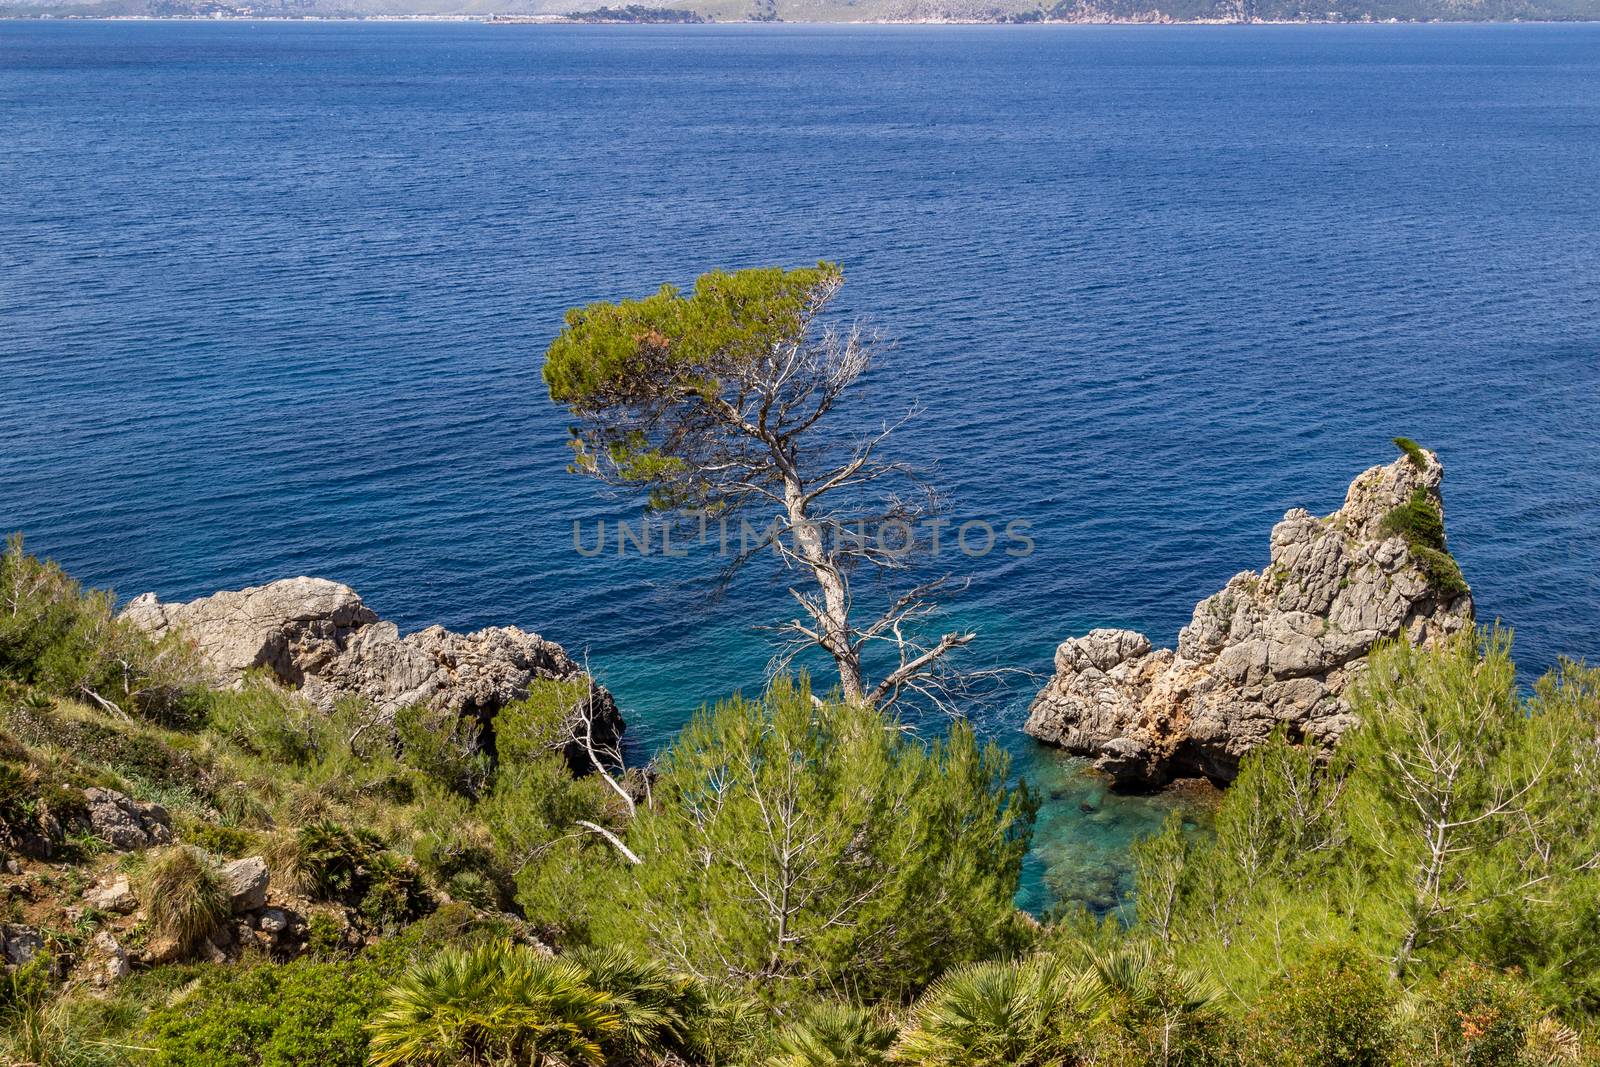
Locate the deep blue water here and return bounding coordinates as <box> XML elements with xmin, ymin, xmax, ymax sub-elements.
<box><xmin>3</xmin><ymin>20</ymin><xmax>1598</xmax><ymax>913</ymax></box>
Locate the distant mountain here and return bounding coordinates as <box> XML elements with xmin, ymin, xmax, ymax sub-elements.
<box><xmin>4</xmin><ymin>0</ymin><xmax>1597</xmax><ymax>22</ymax></box>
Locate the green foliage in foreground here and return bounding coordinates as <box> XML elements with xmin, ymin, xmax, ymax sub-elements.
<box><xmin>7</xmin><ymin>540</ymin><xmax>1600</xmax><ymax>1066</ymax></box>
<box><xmin>591</xmin><ymin>677</ymin><xmax>1037</xmax><ymax>1002</ymax></box>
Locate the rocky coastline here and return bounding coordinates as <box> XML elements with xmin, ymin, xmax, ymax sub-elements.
<box><xmin>1024</xmin><ymin>444</ymin><xmax>1474</xmax><ymax>788</ymax></box>
<box><xmin>121</xmin><ymin>576</ymin><xmax>624</xmax><ymax>769</ymax></box>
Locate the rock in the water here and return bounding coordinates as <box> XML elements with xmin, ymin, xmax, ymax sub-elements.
<box><xmin>84</xmin><ymin>788</ymin><xmax>174</xmax><ymax>851</ymax></box>
<box><xmin>123</xmin><ymin>577</ymin><xmax>623</xmax><ymax>763</ymax></box>
<box><xmin>220</xmin><ymin>856</ymin><xmax>270</xmax><ymax>914</ymax></box>
<box><xmin>1025</xmin><ymin>448</ymin><xmax>1474</xmax><ymax>787</ymax></box>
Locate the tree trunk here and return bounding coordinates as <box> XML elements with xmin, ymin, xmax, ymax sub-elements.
<box><xmin>783</xmin><ymin>481</ymin><xmax>865</xmax><ymax>702</ymax></box>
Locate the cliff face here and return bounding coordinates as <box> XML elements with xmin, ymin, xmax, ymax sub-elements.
<box><xmin>122</xmin><ymin>577</ymin><xmax>623</xmax><ymax>763</ymax></box>
<box><xmin>1025</xmin><ymin>448</ymin><xmax>1474</xmax><ymax>787</ymax></box>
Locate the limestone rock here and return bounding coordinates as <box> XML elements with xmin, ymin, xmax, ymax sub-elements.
<box><xmin>255</xmin><ymin>907</ymin><xmax>290</xmax><ymax>936</ymax></box>
<box><xmin>85</xmin><ymin>874</ymin><xmax>138</xmax><ymax>914</ymax></box>
<box><xmin>123</xmin><ymin>578</ymin><xmax>623</xmax><ymax>764</ymax></box>
<box><xmin>85</xmin><ymin>931</ymin><xmax>130</xmax><ymax>985</ymax></box>
<box><xmin>83</xmin><ymin>788</ymin><xmax>173</xmax><ymax>851</ymax></box>
<box><xmin>1025</xmin><ymin>448</ymin><xmax>1474</xmax><ymax>787</ymax></box>
<box><xmin>1</xmin><ymin>923</ymin><xmax>43</xmax><ymax>965</ymax></box>
<box><xmin>220</xmin><ymin>856</ymin><xmax>270</xmax><ymax>914</ymax></box>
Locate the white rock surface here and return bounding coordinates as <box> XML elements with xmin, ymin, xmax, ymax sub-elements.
<box><xmin>123</xmin><ymin>577</ymin><xmax>623</xmax><ymax>759</ymax></box>
<box><xmin>220</xmin><ymin>856</ymin><xmax>270</xmax><ymax>914</ymax></box>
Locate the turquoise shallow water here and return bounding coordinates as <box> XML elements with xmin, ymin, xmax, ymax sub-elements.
<box><xmin>2</xmin><ymin>21</ymin><xmax>1598</xmax><ymax>913</ymax></box>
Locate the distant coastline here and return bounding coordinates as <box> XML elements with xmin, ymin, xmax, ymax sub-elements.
<box><xmin>5</xmin><ymin>11</ymin><xmax>1599</xmax><ymax>20</ymax></box>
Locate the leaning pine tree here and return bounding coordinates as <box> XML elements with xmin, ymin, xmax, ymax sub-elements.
<box><xmin>543</xmin><ymin>263</ymin><xmax>970</xmax><ymax>709</ymax></box>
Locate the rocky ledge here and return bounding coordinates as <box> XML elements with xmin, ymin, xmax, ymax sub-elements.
<box><xmin>1024</xmin><ymin>445</ymin><xmax>1474</xmax><ymax>787</ymax></box>
<box><xmin>122</xmin><ymin>576</ymin><xmax>623</xmax><ymax>764</ymax></box>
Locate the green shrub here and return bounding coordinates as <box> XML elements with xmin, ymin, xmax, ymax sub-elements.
<box><xmin>5</xmin><ymin>702</ymin><xmax>214</xmax><ymax>800</ymax></box>
<box><xmin>207</xmin><ymin>676</ymin><xmax>326</xmax><ymax>767</ymax></box>
<box><xmin>1082</xmin><ymin>945</ymin><xmax>1222</xmax><ymax>1064</ymax></box>
<box><xmin>365</xmin><ymin>939</ymin><xmax>619</xmax><ymax>1067</ymax></box>
<box><xmin>0</xmin><ymin>953</ymin><xmax>54</xmax><ymax>1025</ymax></box>
<box><xmin>1413</xmin><ymin>544</ymin><xmax>1472</xmax><ymax>599</ymax></box>
<box><xmin>290</xmin><ymin>820</ymin><xmax>384</xmax><ymax>900</ymax></box>
<box><xmin>594</xmin><ymin>677</ymin><xmax>1035</xmax><ymax>1001</ymax></box>
<box><xmin>0</xmin><ymin>534</ymin><xmax>210</xmax><ymax>727</ymax></box>
<box><xmin>0</xmin><ymin>761</ymin><xmax>30</xmax><ymax>826</ymax></box>
<box><xmin>1381</xmin><ymin>488</ymin><xmax>1448</xmax><ymax>552</ymax></box>
<box><xmin>141</xmin><ymin>954</ymin><xmax>393</xmax><ymax>1067</ymax></box>
<box><xmin>395</xmin><ymin>702</ymin><xmax>491</xmax><ymax>799</ymax></box>
<box><xmin>1400</xmin><ymin>962</ymin><xmax>1547</xmax><ymax>1067</ymax></box>
<box><xmin>493</xmin><ymin>678</ymin><xmax>592</xmax><ymax>767</ymax></box>
<box><xmin>1240</xmin><ymin>942</ymin><xmax>1397</xmax><ymax>1066</ymax></box>
<box><xmin>141</xmin><ymin>845</ymin><xmax>230</xmax><ymax>954</ymax></box>
<box><xmin>0</xmin><ymin>725</ymin><xmax>29</xmax><ymax>764</ymax></box>
<box><xmin>1393</xmin><ymin>436</ymin><xmax>1429</xmax><ymax>469</ymax></box>
<box><xmin>288</xmin><ymin>821</ymin><xmax>430</xmax><ymax>928</ymax></box>
<box><xmin>182</xmin><ymin>820</ymin><xmax>261</xmax><ymax>859</ymax></box>
<box><xmin>772</xmin><ymin>1002</ymin><xmax>896</xmax><ymax>1067</ymax></box>
<box><xmin>1380</xmin><ymin>488</ymin><xmax>1469</xmax><ymax>598</ymax></box>
<box><xmin>893</xmin><ymin>955</ymin><xmax>1099</xmax><ymax>1067</ymax></box>
<box><xmin>1</xmin><ymin>958</ymin><xmax>135</xmax><ymax>1067</ymax></box>
<box><xmin>569</xmin><ymin>944</ymin><xmax>719</xmax><ymax>1063</ymax></box>
<box><xmin>359</xmin><ymin>852</ymin><xmax>429</xmax><ymax>934</ymax></box>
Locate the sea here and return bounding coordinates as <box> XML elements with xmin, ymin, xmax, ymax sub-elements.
<box><xmin>2</xmin><ymin>19</ymin><xmax>1598</xmax><ymax>914</ymax></box>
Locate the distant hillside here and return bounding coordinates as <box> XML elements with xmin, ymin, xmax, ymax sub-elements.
<box><xmin>3</xmin><ymin>0</ymin><xmax>1598</xmax><ymax>22</ymax></box>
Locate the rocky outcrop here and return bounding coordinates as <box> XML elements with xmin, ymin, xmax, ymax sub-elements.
<box><xmin>84</xmin><ymin>788</ymin><xmax>174</xmax><ymax>851</ymax></box>
<box><xmin>122</xmin><ymin>577</ymin><xmax>623</xmax><ymax>761</ymax></box>
<box><xmin>1025</xmin><ymin>447</ymin><xmax>1474</xmax><ymax>787</ymax></box>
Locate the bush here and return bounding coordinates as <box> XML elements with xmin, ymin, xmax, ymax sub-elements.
<box><xmin>0</xmin><ymin>534</ymin><xmax>210</xmax><ymax>727</ymax></box>
<box><xmin>1413</xmin><ymin>544</ymin><xmax>1472</xmax><ymax>599</ymax></box>
<box><xmin>772</xmin><ymin>1002</ymin><xmax>896</xmax><ymax>1067</ymax></box>
<box><xmin>1393</xmin><ymin>436</ymin><xmax>1429</xmax><ymax>469</ymax></box>
<box><xmin>1240</xmin><ymin>942</ymin><xmax>1397</xmax><ymax>1066</ymax></box>
<box><xmin>1082</xmin><ymin>945</ymin><xmax>1222</xmax><ymax>1064</ymax></box>
<box><xmin>893</xmin><ymin>955</ymin><xmax>1098</xmax><ymax>1067</ymax></box>
<box><xmin>594</xmin><ymin>677</ymin><xmax>1035</xmax><ymax>1001</ymax></box>
<box><xmin>207</xmin><ymin>677</ymin><xmax>326</xmax><ymax>768</ymax></box>
<box><xmin>182</xmin><ymin>820</ymin><xmax>261</xmax><ymax>859</ymax></box>
<box><xmin>493</xmin><ymin>678</ymin><xmax>591</xmax><ymax>768</ymax></box>
<box><xmin>1401</xmin><ymin>963</ymin><xmax>1547</xmax><ymax>1067</ymax></box>
<box><xmin>141</xmin><ymin>845</ymin><xmax>231</xmax><ymax>954</ymax></box>
<box><xmin>5</xmin><ymin>699</ymin><xmax>215</xmax><ymax>800</ymax></box>
<box><xmin>287</xmin><ymin>821</ymin><xmax>430</xmax><ymax>929</ymax></box>
<box><xmin>395</xmin><ymin>702</ymin><xmax>490</xmax><ymax>799</ymax></box>
<box><xmin>569</xmin><ymin>944</ymin><xmax>717</xmax><ymax>1063</ymax></box>
<box><xmin>1381</xmin><ymin>487</ymin><xmax>1448</xmax><ymax>552</ymax></box>
<box><xmin>141</xmin><ymin>954</ymin><xmax>393</xmax><ymax>1067</ymax></box>
<box><xmin>366</xmin><ymin>940</ymin><xmax>619</xmax><ymax>1067</ymax></box>
<box><xmin>1379</xmin><ymin>488</ymin><xmax>1468</xmax><ymax>598</ymax></box>
<box><xmin>0</xmin><ymin>953</ymin><xmax>54</xmax><ymax>1026</ymax></box>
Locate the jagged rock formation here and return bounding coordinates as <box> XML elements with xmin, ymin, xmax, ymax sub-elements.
<box><xmin>122</xmin><ymin>577</ymin><xmax>623</xmax><ymax>760</ymax></box>
<box><xmin>1025</xmin><ymin>447</ymin><xmax>1474</xmax><ymax>787</ymax></box>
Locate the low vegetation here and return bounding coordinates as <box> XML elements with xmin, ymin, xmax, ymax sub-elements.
<box><xmin>1392</xmin><ymin>435</ymin><xmax>1429</xmax><ymax>470</ymax></box>
<box><xmin>4</xmin><ymin>536</ymin><xmax>1600</xmax><ymax>1065</ymax></box>
<box><xmin>1379</xmin><ymin>484</ymin><xmax>1471</xmax><ymax>599</ymax></box>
